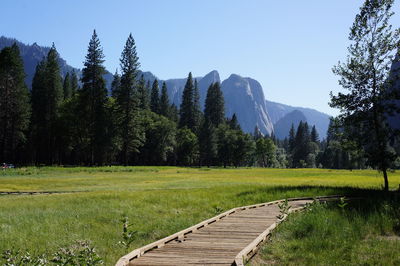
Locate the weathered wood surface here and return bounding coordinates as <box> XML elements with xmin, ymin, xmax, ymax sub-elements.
<box><xmin>117</xmin><ymin>196</ymin><xmax>339</xmax><ymax>266</ymax></box>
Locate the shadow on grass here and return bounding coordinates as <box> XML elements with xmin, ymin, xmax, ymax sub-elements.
<box><xmin>236</xmin><ymin>185</ymin><xmax>400</xmax><ymax>216</ymax></box>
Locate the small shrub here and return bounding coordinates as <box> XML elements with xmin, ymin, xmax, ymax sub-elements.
<box><xmin>277</xmin><ymin>199</ymin><xmax>291</xmax><ymax>220</ymax></box>
<box><xmin>337</xmin><ymin>197</ymin><xmax>348</xmax><ymax>211</ymax></box>
<box><xmin>1</xmin><ymin>241</ymin><xmax>102</xmax><ymax>265</ymax></box>
<box><xmin>2</xmin><ymin>249</ymin><xmax>48</xmax><ymax>266</ymax></box>
<box><xmin>51</xmin><ymin>240</ymin><xmax>103</xmax><ymax>265</ymax></box>
<box><xmin>213</xmin><ymin>206</ymin><xmax>224</xmax><ymax>214</ymax></box>
<box><xmin>118</xmin><ymin>217</ymin><xmax>137</xmax><ymax>251</ymax></box>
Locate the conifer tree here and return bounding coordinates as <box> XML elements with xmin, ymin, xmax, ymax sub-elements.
<box><xmin>159</xmin><ymin>81</ymin><xmax>170</xmax><ymax>117</ymax></box>
<box><xmin>204</xmin><ymin>82</ymin><xmax>225</xmax><ymax>127</ymax></box>
<box><xmin>169</xmin><ymin>104</ymin><xmax>179</xmax><ymax>123</ymax></box>
<box><xmin>0</xmin><ymin>44</ymin><xmax>31</xmax><ymax>163</ymax></box>
<box><xmin>150</xmin><ymin>79</ymin><xmax>160</xmax><ymax>114</ymax></box>
<box><xmin>114</xmin><ymin>33</ymin><xmax>143</xmax><ymax>165</ymax></box>
<box><xmin>70</xmin><ymin>70</ymin><xmax>79</xmax><ymax>96</ymax></box>
<box><xmin>229</xmin><ymin>113</ymin><xmax>241</xmax><ymax>130</ymax></box>
<box><xmin>193</xmin><ymin>79</ymin><xmax>201</xmax><ymax>133</ymax></box>
<box><xmin>253</xmin><ymin>126</ymin><xmax>262</xmax><ymax>140</ymax></box>
<box><xmin>111</xmin><ymin>70</ymin><xmax>121</xmax><ymax>97</ymax></box>
<box><xmin>63</xmin><ymin>72</ymin><xmax>72</xmax><ymax>99</ymax></box>
<box><xmin>138</xmin><ymin>74</ymin><xmax>149</xmax><ymax>110</ymax></box>
<box><xmin>288</xmin><ymin>123</ymin><xmax>296</xmax><ymax>153</ymax></box>
<box><xmin>179</xmin><ymin>72</ymin><xmax>195</xmax><ymax>130</ymax></box>
<box><xmin>199</xmin><ymin>119</ymin><xmax>217</xmax><ymax>167</ymax></box>
<box><xmin>31</xmin><ymin>44</ymin><xmax>63</xmax><ymax>164</ymax></box>
<box><xmin>311</xmin><ymin>125</ymin><xmax>319</xmax><ymax>143</ymax></box>
<box><xmin>77</xmin><ymin>30</ymin><xmax>109</xmax><ymax>165</ymax></box>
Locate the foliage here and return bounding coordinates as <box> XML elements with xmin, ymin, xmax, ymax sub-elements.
<box><xmin>277</xmin><ymin>199</ymin><xmax>291</xmax><ymax>220</ymax></box>
<box><xmin>179</xmin><ymin>73</ymin><xmax>200</xmax><ymax>133</ymax></box>
<box><xmin>150</xmin><ymin>79</ymin><xmax>159</xmax><ymax>114</ymax></box>
<box><xmin>1</xmin><ymin>241</ymin><xmax>103</xmax><ymax>266</ymax></box>
<box><xmin>113</xmin><ymin>34</ymin><xmax>143</xmax><ymax>165</ymax></box>
<box><xmin>330</xmin><ymin>0</ymin><xmax>400</xmax><ymax>190</ymax></box>
<box><xmin>256</xmin><ymin>195</ymin><xmax>400</xmax><ymax>265</ymax></box>
<box><xmin>76</xmin><ymin>30</ymin><xmax>109</xmax><ymax>165</ymax></box>
<box><xmin>204</xmin><ymin>82</ymin><xmax>225</xmax><ymax>127</ymax></box>
<box><xmin>0</xmin><ymin>43</ymin><xmax>30</xmax><ymax>164</ymax></box>
<box><xmin>176</xmin><ymin>127</ymin><xmax>198</xmax><ymax>166</ymax></box>
<box><xmin>159</xmin><ymin>81</ymin><xmax>170</xmax><ymax>118</ymax></box>
<box><xmin>118</xmin><ymin>217</ymin><xmax>137</xmax><ymax>251</ymax></box>
<box><xmin>30</xmin><ymin>44</ymin><xmax>63</xmax><ymax>165</ymax></box>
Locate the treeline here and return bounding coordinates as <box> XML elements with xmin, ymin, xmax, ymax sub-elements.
<box><xmin>0</xmin><ymin>31</ymin><xmax>264</xmax><ymax>167</ymax></box>
<box><xmin>1</xmin><ymin>30</ymin><xmax>398</xmax><ymax>169</ymax></box>
<box><xmin>278</xmin><ymin>120</ymin><xmax>370</xmax><ymax>169</ymax></box>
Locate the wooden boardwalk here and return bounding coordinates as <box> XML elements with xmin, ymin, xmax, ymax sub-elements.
<box><xmin>117</xmin><ymin>197</ymin><xmax>336</xmax><ymax>266</ymax></box>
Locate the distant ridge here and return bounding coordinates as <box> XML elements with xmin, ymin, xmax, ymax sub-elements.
<box><xmin>0</xmin><ymin>36</ymin><xmax>114</xmax><ymax>89</ymax></box>
<box><xmin>273</xmin><ymin>110</ymin><xmax>308</xmax><ymax>139</ymax></box>
<box><xmin>266</xmin><ymin>100</ymin><xmax>331</xmax><ymax>139</ymax></box>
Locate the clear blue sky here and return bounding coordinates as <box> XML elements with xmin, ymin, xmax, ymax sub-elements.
<box><xmin>2</xmin><ymin>0</ymin><xmax>400</xmax><ymax>115</ymax></box>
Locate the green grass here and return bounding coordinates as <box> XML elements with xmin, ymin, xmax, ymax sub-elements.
<box><xmin>0</xmin><ymin>167</ymin><xmax>399</xmax><ymax>265</ymax></box>
<box><xmin>252</xmin><ymin>194</ymin><xmax>400</xmax><ymax>265</ymax></box>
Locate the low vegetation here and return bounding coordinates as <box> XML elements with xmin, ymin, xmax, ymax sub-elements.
<box><xmin>1</xmin><ymin>167</ymin><xmax>399</xmax><ymax>264</ymax></box>
<box><xmin>253</xmin><ymin>193</ymin><xmax>400</xmax><ymax>265</ymax></box>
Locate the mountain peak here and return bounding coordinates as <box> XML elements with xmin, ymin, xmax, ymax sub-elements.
<box><xmin>202</xmin><ymin>70</ymin><xmax>220</xmax><ymax>82</ymax></box>
<box><xmin>227</xmin><ymin>73</ymin><xmax>242</xmax><ymax>80</ymax></box>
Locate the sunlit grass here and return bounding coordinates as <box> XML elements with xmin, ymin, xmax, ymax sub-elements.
<box><xmin>0</xmin><ymin>167</ymin><xmax>399</xmax><ymax>264</ymax></box>
<box><xmin>252</xmin><ymin>194</ymin><xmax>400</xmax><ymax>265</ymax></box>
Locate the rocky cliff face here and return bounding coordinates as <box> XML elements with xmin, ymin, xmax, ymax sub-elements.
<box><xmin>221</xmin><ymin>74</ymin><xmax>274</xmax><ymax>135</ymax></box>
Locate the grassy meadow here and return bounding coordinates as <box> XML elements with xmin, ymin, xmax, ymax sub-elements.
<box><xmin>1</xmin><ymin>167</ymin><xmax>399</xmax><ymax>265</ymax></box>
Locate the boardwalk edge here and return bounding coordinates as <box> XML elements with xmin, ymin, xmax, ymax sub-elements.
<box><xmin>116</xmin><ymin>195</ymin><xmax>342</xmax><ymax>266</ymax></box>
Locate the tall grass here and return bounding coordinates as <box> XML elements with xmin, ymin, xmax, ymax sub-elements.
<box><xmin>253</xmin><ymin>193</ymin><xmax>400</xmax><ymax>265</ymax></box>
<box><xmin>0</xmin><ymin>167</ymin><xmax>399</xmax><ymax>264</ymax></box>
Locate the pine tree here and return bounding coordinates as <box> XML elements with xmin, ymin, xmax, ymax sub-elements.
<box><xmin>114</xmin><ymin>33</ymin><xmax>143</xmax><ymax>165</ymax></box>
<box><xmin>288</xmin><ymin>123</ymin><xmax>296</xmax><ymax>153</ymax></box>
<box><xmin>150</xmin><ymin>79</ymin><xmax>160</xmax><ymax>114</ymax></box>
<box><xmin>63</xmin><ymin>72</ymin><xmax>72</xmax><ymax>99</ymax></box>
<box><xmin>229</xmin><ymin>113</ymin><xmax>241</xmax><ymax>130</ymax></box>
<box><xmin>111</xmin><ymin>70</ymin><xmax>121</xmax><ymax>97</ymax></box>
<box><xmin>169</xmin><ymin>104</ymin><xmax>179</xmax><ymax>123</ymax></box>
<box><xmin>0</xmin><ymin>44</ymin><xmax>31</xmax><ymax>163</ymax></box>
<box><xmin>159</xmin><ymin>81</ymin><xmax>170</xmax><ymax>117</ymax></box>
<box><xmin>77</xmin><ymin>30</ymin><xmax>110</xmax><ymax>165</ymax></box>
<box><xmin>204</xmin><ymin>82</ymin><xmax>225</xmax><ymax>127</ymax></box>
<box><xmin>179</xmin><ymin>72</ymin><xmax>195</xmax><ymax>130</ymax></box>
<box><xmin>311</xmin><ymin>125</ymin><xmax>319</xmax><ymax>143</ymax></box>
<box><xmin>199</xmin><ymin>119</ymin><xmax>217</xmax><ymax>167</ymax></box>
<box><xmin>138</xmin><ymin>74</ymin><xmax>149</xmax><ymax>110</ymax></box>
<box><xmin>30</xmin><ymin>44</ymin><xmax>63</xmax><ymax>164</ymax></box>
<box><xmin>253</xmin><ymin>126</ymin><xmax>262</xmax><ymax>140</ymax></box>
<box><xmin>70</xmin><ymin>70</ymin><xmax>79</xmax><ymax>96</ymax></box>
<box><xmin>193</xmin><ymin>79</ymin><xmax>201</xmax><ymax>133</ymax></box>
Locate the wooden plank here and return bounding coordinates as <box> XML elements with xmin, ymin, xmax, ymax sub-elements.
<box><xmin>118</xmin><ymin>196</ymin><xmax>342</xmax><ymax>266</ymax></box>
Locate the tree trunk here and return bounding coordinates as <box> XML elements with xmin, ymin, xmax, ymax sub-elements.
<box><xmin>383</xmin><ymin>168</ymin><xmax>389</xmax><ymax>192</ymax></box>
